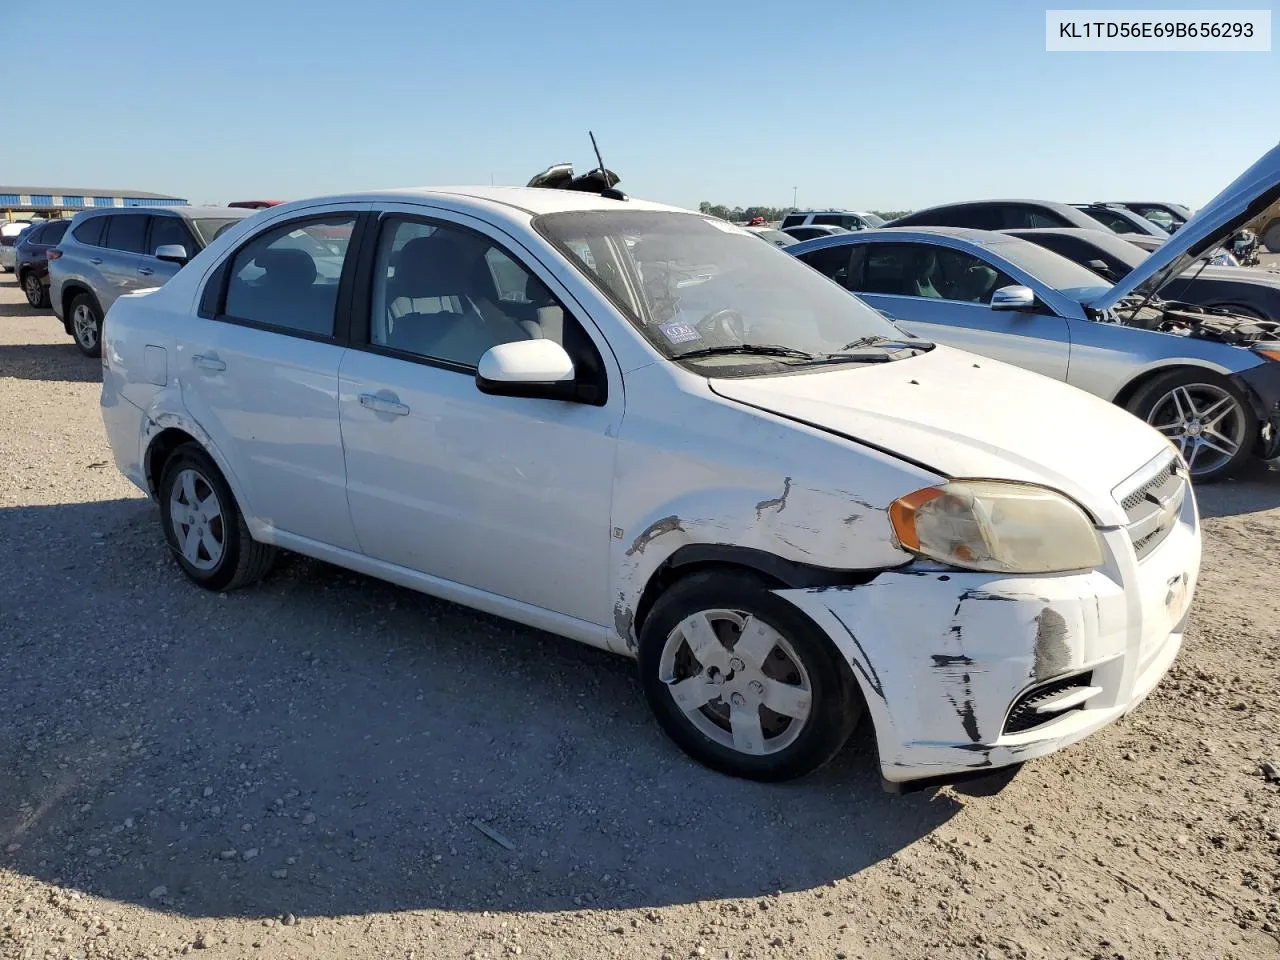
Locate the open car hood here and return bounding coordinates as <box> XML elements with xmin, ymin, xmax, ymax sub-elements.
<box><xmin>1089</xmin><ymin>141</ymin><xmax>1280</xmax><ymax>313</ymax></box>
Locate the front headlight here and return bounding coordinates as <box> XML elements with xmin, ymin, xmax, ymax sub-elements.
<box><xmin>888</xmin><ymin>481</ymin><xmax>1102</xmax><ymax>574</ymax></box>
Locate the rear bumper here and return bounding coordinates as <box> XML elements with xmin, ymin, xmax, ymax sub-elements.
<box><xmin>777</xmin><ymin>489</ymin><xmax>1200</xmax><ymax>785</ymax></box>
<box><xmin>100</xmin><ymin>378</ymin><xmax>149</xmax><ymax>496</ymax></box>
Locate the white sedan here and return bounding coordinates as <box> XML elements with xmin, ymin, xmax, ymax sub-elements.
<box><xmin>100</xmin><ymin>182</ymin><xmax>1200</xmax><ymax>787</ymax></box>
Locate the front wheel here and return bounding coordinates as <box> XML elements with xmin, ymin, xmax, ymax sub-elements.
<box><xmin>69</xmin><ymin>293</ymin><xmax>103</xmax><ymax>357</ymax></box>
<box><xmin>638</xmin><ymin>571</ymin><xmax>861</xmax><ymax>781</ymax></box>
<box><xmin>1126</xmin><ymin>369</ymin><xmax>1257</xmax><ymax>482</ymax></box>
<box><xmin>23</xmin><ymin>272</ymin><xmax>49</xmax><ymax>308</ymax></box>
<box><xmin>158</xmin><ymin>443</ymin><xmax>276</xmax><ymax>591</ymax></box>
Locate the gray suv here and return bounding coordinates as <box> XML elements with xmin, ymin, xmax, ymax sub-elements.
<box><xmin>50</xmin><ymin>206</ymin><xmax>252</xmax><ymax>356</ymax></box>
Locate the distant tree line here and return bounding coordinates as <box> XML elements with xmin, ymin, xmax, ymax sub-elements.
<box><xmin>698</xmin><ymin>202</ymin><xmax>911</xmax><ymax>222</ymax></box>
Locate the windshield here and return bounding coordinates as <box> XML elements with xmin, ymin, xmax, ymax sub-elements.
<box><xmin>990</xmin><ymin>238</ymin><xmax>1114</xmax><ymax>302</ymax></box>
<box><xmin>861</xmin><ymin>213</ymin><xmax>886</xmax><ymax>227</ymax></box>
<box><xmin>192</xmin><ymin>217</ymin><xmax>248</xmax><ymax>246</ymax></box>
<box><xmin>535</xmin><ymin>210</ymin><xmax>904</xmax><ymax>373</ymax></box>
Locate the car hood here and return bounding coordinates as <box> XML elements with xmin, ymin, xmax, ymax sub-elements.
<box><xmin>1090</xmin><ymin>141</ymin><xmax>1280</xmax><ymax>312</ymax></box>
<box><xmin>709</xmin><ymin>346</ymin><xmax>1168</xmax><ymax>525</ymax></box>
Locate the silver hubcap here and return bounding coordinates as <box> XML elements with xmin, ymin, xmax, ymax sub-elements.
<box><xmin>72</xmin><ymin>304</ymin><xmax>98</xmax><ymax>348</ymax></box>
<box><xmin>659</xmin><ymin>609</ymin><xmax>812</xmax><ymax>756</ymax></box>
<box><xmin>168</xmin><ymin>468</ymin><xmax>225</xmax><ymax>571</ymax></box>
<box><xmin>1148</xmin><ymin>383</ymin><xmax>1247</xmax><ymax>476</ymax></box>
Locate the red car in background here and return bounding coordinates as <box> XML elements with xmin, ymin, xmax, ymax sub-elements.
<box><xmin>227</xmin><ymin>200</ymin><xmax>283</xmax><ymax>209</ymax></box>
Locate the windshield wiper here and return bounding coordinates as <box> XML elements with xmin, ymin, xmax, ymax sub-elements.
<box><xmin>675</xmin><ymin>344</ymin><xmax>817</xmax><ymax>362</ymax></box>
<box><xmin>831</xmin><ymin>335</ymin><xmax>935</xmax><ymax>354</ymax></box>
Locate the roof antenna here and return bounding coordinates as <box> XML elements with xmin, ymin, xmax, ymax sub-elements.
<box><xmin>589</xmin><ymin>130</ymin><xmax>627</xmax><ymax>201</ymax></box>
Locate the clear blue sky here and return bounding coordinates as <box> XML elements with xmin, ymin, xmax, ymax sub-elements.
<box><xmin>8</xmin><ymin>0</ymin><xmax>1275</xmax><ymax>210</ymax></box>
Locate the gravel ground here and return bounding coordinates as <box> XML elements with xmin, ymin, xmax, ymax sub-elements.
<box><xmin>1</xmin><ymin>275</ymin><xmax>1278</xmax><ymax>960</ymax></box>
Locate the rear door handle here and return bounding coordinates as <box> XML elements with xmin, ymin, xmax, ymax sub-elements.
<box><xmin>88</xmin><ymin>257</ymin><xmax>103</xmax><ymax>265</ymax></box>
<box><xmin>138</xmin><ymin>267</ymin><xmax>154</xmax><ymax>277</ymax></box>
<box><xmin>359</xmin><ymin>392</ymin><xmax>410</xmax><ymax>416</ymax></box>
<box><xmin>192</xmin><ymin>354</ymin><xmax>226</xmax><ymax>372</ymax></box>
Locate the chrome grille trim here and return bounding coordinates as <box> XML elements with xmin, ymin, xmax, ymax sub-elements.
<box><xmin>1113</xmin><ymin>449</ymin><xmax>1187</xmax><ymax>561</ymax></box>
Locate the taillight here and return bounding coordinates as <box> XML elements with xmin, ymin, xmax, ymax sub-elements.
<box><xmin>46</xmin><ymin>249</ymin><xmax>62</xmax><ymax>260</ymax></box>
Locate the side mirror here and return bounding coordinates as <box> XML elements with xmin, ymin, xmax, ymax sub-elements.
<box><xmin>1087</xmin><ymin>259</ymin><xmax>1117</xmax><ymax>280</ymax></box>
<box><xmin>476</xmin><ymin>339</ymin><xmax>576</xmax><ymax>400</ymax></box>
<box><xmin>154</xmin><ymin>244</ymin><xmax>189</xmax><ymax>265</ymax></box>
<box><xmin>990</xmin><ymin>284</ymin><xmax>1036</xmax><ymax>311</ymax></box>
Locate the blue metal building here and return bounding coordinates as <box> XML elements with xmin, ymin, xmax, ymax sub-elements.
<box><xmin>1</xmin><ymin>186</ymin><xmax>188</xmax><ymax>218</ymax></box>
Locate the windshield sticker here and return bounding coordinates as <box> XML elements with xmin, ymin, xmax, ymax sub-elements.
<box><xmin>701</xmin><ymin>218</ymin><xmax>750</xmax><ymax>236</ymax></box>
<box><xmin>659</xmin><ymin>321</ymin><xmax>702</xmax><ymax>344</ymax></box>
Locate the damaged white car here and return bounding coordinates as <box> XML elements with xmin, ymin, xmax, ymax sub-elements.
<box><xmin>99</xmin><ymin>170</ymin><xmax>1200</xmax><ymax>788</ymax></box>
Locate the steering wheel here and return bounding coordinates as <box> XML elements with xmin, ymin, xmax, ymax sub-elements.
<box><xmin>696</xmin><ymin>308</ymin><xmax>747</xmax><ymax>342</ymax></box>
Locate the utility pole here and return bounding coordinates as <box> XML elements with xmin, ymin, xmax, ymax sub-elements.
<box><xmin>792</xmin><ymin>186</ymin><xmax>798</xmax><ymax>209</ymax></box>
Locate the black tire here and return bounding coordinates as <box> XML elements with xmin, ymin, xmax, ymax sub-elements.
<box><xmin>158</xmin><ymin>443</ymin><xmax>276</xmax><ymax>591</ymax></box>
<box><xmin>638</xmin><ymin>571</ymin><xmax>861</xmax><ymax>782</ymax></box>
<box><xmin>22</xmin><ymin>271</ymin><xmax>49</xmax><ymax>309</ymax></box>
<box><xmin>68</xmin><ymin>292</ymin><xmax>103</xmax><ymax>358</ymax></box>
<box><xmin>1124</xmin><ymin>368</ymin><xmax>1257</xmax><ymax>482</ymax></box>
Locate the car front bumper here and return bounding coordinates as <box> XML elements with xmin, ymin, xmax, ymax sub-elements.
<box><xmin>777</xmin><ymin>489</ymin><xmax>1200</xmax><ymax>786</ymax></box>
<box><xmin>1233</xmin><ymin>361</ymin><xmax>1280</xmax><ymax>459</ymax></box>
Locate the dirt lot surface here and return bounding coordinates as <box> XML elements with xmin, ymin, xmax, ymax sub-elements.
<box><xmin>1</xmin><ymin>275</ymin><xmax>1278</xmax><ymax>960</ymax></box>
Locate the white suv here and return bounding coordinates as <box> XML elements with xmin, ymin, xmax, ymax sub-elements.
<box><xmin>780</xmin><ymin>209</ymin><xmax>885</xmax><ymax>232</ymax></box>
<box><xmin>99</xmin><ymin>185</ymin><xmax>1200</xmax><ymax>788</ymax></box>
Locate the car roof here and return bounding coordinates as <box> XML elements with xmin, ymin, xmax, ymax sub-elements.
<box><xmin>348</xmin><ymin>186</ymin><xmax>683</xmax><ymax>216</ymax></box>
<box><xmin>786</xmin><ymin>224</ymin><xmax>1032</xmax><ymax>254</ymax></box>
<box><xmin>75</xmin><ymin>205</ymin><xmax>253</xmax><ymax>220</ymax></box>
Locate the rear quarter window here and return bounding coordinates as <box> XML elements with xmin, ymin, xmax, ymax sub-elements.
<box><xmin>72</xmin><ymin>217</ymin><xmax>106</xmax><ymax>246</ymax></box>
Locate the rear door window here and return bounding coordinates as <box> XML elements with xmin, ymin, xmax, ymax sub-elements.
<box><xmin>221</xmin><ymin>215</ymin><xmax>358</xmax><ymax>337</ymax></box>
<box><xmin>104</xmin><ymin>215</ymin><xmax>149</xmax><ymax>254</ymax></box>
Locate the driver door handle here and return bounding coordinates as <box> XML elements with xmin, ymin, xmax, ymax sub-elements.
<box><xmin>88</xmin><ymin>257</ymin><xmax>103</xmax><ymax>265</ymax></box>
<box><xmin>359</xmin><ymin>392</ymin><xmax>410</xmax><ymax>416</ymax></box>
<box><xmin>138</xmin><ymin>267</ymin><xmax>154</xmax><ymax>277</ymax></box>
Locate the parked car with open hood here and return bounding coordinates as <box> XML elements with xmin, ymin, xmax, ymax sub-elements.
<box><xmin>1070</xmin><ymin>203</ymin><xmax>1172</xmax><ymax>239</ymax></box>
<box><xmin>50</xmin><ymin>206</ymin><xmax>253</xmax><ymax>356</ymax></box>
<box><xmin>791</xmin><ymin>144</ymin><xmax>1280</xmax><ymax>482</ymax></box>
<box><xmin>1110</xmin><ymin>202</ymin><xmax>1193</xmax><ymax>233</ymax></box>
<box><xmin>98</xmin><ymin>167</ymin><xmax>1199</xmax><ymax>790</ymax></box>
<box><xmin>1004</xmin><ymin>227</ymin><xmax>1280</xmax><ymax>323</ymax></box>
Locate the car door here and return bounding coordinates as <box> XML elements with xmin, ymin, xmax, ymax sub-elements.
<box><xmin>177</xmin><ymin>206</ymin><xmax>366</xmax><ymax>550</ymax></box>
<box><xmin>141</xmin><ymin>215</ymin><xmax>199</xmax><ymax>286</ymax></box>
<box><xmin>337</xmin><ymin>207</ymin><xmax>621</xmax><ymax>626</ymax></box>
<box><xmin>843</xmin><ymin>240</ymin><xmax>1071</xmax><ymax>380</ymax></box>
<box><xmin>99</xmin><ymin>214</ymin><xmax>149</xmax><ymax>305</ymax></box>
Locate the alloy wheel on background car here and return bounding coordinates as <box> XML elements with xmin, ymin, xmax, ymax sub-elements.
<box><xmin>72</xmin><ymin>302</ymin><xmax>99</xmax><ymax>354</ymax></box>
<box><xmin>1147</xmin><ymin>383</ymin><xmax>1250</xmax><ymax>479</ymax></box>
<box><xmin>23</xmin><ymin>274</ymin><xmax>44</xmax><ymax>307</ymax></box>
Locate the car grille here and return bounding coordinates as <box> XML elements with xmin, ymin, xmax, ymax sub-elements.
<box><xmin>1114</xmin><ymin>452</ymin><xmax>1187</xmax><ymax>561</ymax></box>
<box><xmin>1003</xmin><ymin>671</ymin><xmax>1095</xmax><ymax>735</ymax></box>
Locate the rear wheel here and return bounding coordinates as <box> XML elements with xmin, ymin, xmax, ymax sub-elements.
<box><xmin>638</xmin><ymin>571</ymin><xmax>861</xmax><ymax>781</ymax></box>
<box><xmin>1125</xmin><ymin>369</ymin><xmax>1256</xmax><ymax>482</ymax></box>
<box><xmin>69</xmin><ymin>293</ymin><xmax>102</xmax><ymax>357</ymax></box>
<box><xmin>22</xmin><ymin>272</ymin><xmax>49</xmax><ymax>308</ymax></box>
<box><xmin>158</xmin><ymin>443</ymin><xmax>276</xmax><ymax>591</ymax></box>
